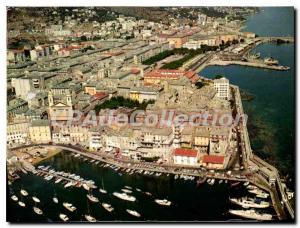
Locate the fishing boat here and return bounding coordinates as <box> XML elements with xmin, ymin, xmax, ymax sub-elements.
<box><xmin>219</xmin><ymin>179</ymin><xmax>223</xmax><ymax>184</ymax></box>
<box><xmin>136</xmin><ymin>188</ymin><xmax>141</xmax><ymax>192</ymax></box>
<box><xmin>121</xmin><ymin>188</ymin><xmax>133</xmax><ymax>194</ymax></box>
<box><xmin>18</xmin><ymin>201</ymin><xmax>26</xmax><ymax>207</ymax></box>
<box><xmin>174</xmin><ymin>175</ymin><xmax>179</xmax><ymax>180</ymax></box>
<box><xmin>59</xmin><ymin>213</ymin><xmax>69</xmax><ymax>222</ymax></box>
<box><xmin>155</xmin><ymin>199</ymin><xmax>172</xmax><ymax>206</ymax></box>
<box><xmin>20</xmin><ymin>189</ymin><xmax>28</xmax><ymax>196</ymax></box>
<box><xmin>126</xmin><ymin>209</ymin><xmax>141</xmax><ymax>217</ymax></box>
<box><xmin>63</xmin><ymin>202</ymin><xmax>76</xmax><ymax>212</ymax></box>
<box><xmin>53</xmin><ymin>197</ymin><xmax>59</xmax><ymax>203</ymax></box>
<box><xmin>87</xmin><ymin>194</ymin><xmax>99</xmax><ymax>203</ymax></box>
<box><xmin>33</xmin><ymin>207</ymin><xmax>43</xmax><ymax>215</ymax></box>
<box><xmin>230</xmin><ymin>197</ymin><xmax>270</xmax><ymax>208</ymax></box>
<box><xmin>11</xmin><ymin>195</ymin><xmax>18</xmax><ymax>201</ymax></box>
<box><xmin>113</xmin><ymin>192</ymin><xmax>136</xmax><ymax>202</ymax></box>
<box><xmin>124</xmin><ymin>186</ymin><xmax>132</xmax><ymax>190</ymax></box>
<box><xmin>102</xmin><ymin>203</ymin><xmax>114</xmax><ymax>212</ymax></box>
<box><xmin>85</xmin><ymin>214</ymin><xmax>96</xmax><ymax>222</ymax></box>
<box><xmin>229</xmin><ymin>209</ymin><xmax>272</xmax><ymax>221</ymax></box>
<box><xmin>32</xmin><ymin>196</ymin><xmax>40</xmax><ymax>203</ymax></box>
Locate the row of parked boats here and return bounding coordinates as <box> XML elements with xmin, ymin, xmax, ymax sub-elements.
<box><xmin>37</xmin><ymin>165</ymin><xmax>97</xmax><ymax>191</ymax></box>
<box><xmin>71</xmin><ymin>153</ymin><xmax>198</xmax><ymax>181</ymax></box>
<box><xmin>228</xmin><ymin>184</ymin><xmax>273</xmax><ymax>221</ymax></box>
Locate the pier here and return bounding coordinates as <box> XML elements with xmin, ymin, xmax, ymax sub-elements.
<box><xmin>206</xmin><ymin>60</ymin><xmax>290</xmax><ymax>71</ymax></box>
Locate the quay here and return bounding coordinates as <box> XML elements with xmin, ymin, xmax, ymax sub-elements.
<box><xmin>206</xmin><ymin>60</ymin><xmax>290</xmax><ymax>71</ymax></box>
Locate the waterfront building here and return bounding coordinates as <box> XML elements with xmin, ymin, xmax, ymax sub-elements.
<box><xmin>140</xmin><ymin>127</ymin><xmax>173</xmax><ymax>148</ymax></box>
<box><xmin>201</xmin><ymin>154</ymin><xmax>225</xmax><ymax>169</ymax></box>
<box><xmin>29</xmin><ymin>120</ymin><xmax>52</xmax><ymax>144</ymax></box>
<box><xmin>173</xmin><ymin>148</ymin><xmax>199</xmax><ymax>166</ymax></box>
<box><xmin>213</xmin><ymin>77</ymin><xmax>230</xmax><ymax>100</ymax></box>
<box><xmin>7</xmin><ymin>121</ymin><xmax>30</xmax><ymax>147</ymax></box>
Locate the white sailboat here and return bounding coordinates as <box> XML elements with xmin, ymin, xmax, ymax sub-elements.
<box><xmin>11</xmin><ymin>195</ymin><xmax>18</xmax><ymax>201</ymax></box>
<box><xmin>126</xmin><ymin>209</ymin><xmax>141</xmax><ymax>217</ymax></box>
<box><xmin>18</xmin><ymin>201</ymin><xmax>26</xmax><ymax>207</ymax></box>
<box><xmin>20</xmin><ymin>189</ymin><xmax>28</xmax><ymax>196</ymax></box>
<box><xmin>155</xmin><ymin>199</ymin><xmax>172</xmax><ymax>206</ymax></box>
<box><xmin>32</xmin><ymin>196</ymin><xmax>40</xmax><ymax>203</ymax></box>
<box><xmin>33</xmin><ymin>207</ymin><xmax>43</xmax><ymax>215</ymax></box>
<box><xmin>53</xmin><ymin>197</ymin><xmax>59</xmax><ymax>203</ymax></box>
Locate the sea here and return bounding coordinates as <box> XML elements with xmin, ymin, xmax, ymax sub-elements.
<box><xmin>7</xmin><ymin>7</ymin><xmax>295</xmax><ymax>222</ymax></box>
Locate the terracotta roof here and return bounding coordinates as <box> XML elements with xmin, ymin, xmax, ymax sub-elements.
<box><xmin>174</xmin><ymin>148</ymin><xmax>198</xmax><ymax>157</ymax></box>
<box><xmin>144</xmin><ymin>69</ymin><xmax>184</xmax><ymax>79</ymax></box>
<box><xmin>93</xmin><ymin>92</ymin><xmax>108</xmax><ymax>100</ymax></box>
<box><xmin>202</xmin><ymin>155</ymin><xmax>224</xmax><ymax>164</ymax></box>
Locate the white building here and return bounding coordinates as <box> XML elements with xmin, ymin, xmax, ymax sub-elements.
<box><xmin>13</xmin><ymin>78</ymin><xmax>34</xmax><ymax>100</ymax></box>
<box><xmin>7</xmin><ymin>121</ymin><xmax>30</xmax><ymax>147</ymax></box>
<box><xmin>213</xmin><ymin>77</ymin><xmax>229</xmax><ymax>100</ymax></box>
<box><xmin>173</xmin><ymin>148</ymin><xmax>198</xmax><ymax>166</ymax></box>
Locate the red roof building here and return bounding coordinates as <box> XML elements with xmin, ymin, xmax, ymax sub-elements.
<box><xmin>93</xmin><ymin>92</ymin><xmax>108</xmax><ymax>101</ymax></box>
<box><xmin>202</xmin><ymin>155</ymin><xmax>225</xmax><ymax>164</ymax></box>
<box><xmin>174</xmin><ymin>148</ymin><xmax>198</xmax><ymax>157</ymax></box>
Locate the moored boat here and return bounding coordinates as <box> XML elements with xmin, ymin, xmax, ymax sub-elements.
<box><xmin>84</xmin><ymin>215</ymin><xmax>96</xmax><ymax>222</ymax></box>
<box><xmin>155</xmin><ymin>199</ymin><xmax>172</xmax><ymax>206</ymax></box>
<box><xmin>230</xmin><ymin>197</ymin><xmax>270</xmax><ymax>208</ymax></box>
<box><xmin>11</xmin><ymin>195</ymin><xmax>18</xmax><ymax>201</ymax></box>
<box><xmin>63</xmin><ymin>202</ymin><xmax>76</xmax><ymax>212</ymax></box>
<box><xmin>33</xmin><ymin>207</ymin><xmax>43</xmax><ymax>215</ymax></box>
<box><xmin>102</xmin><ymin>203</ymin><xmax>114</xmax><ymax>212</ymax></box>
<box><xmin>121</xmin><ymin>188</ymin><xmax>133</xmax><ymax>194</ymax></box>
<box><xmin>32</xmin><ymin>196</ymin><xmax>40</xmax><ymax>203</ymax></box>
<box><xmin>229</xmin><ymin>209</ymin><xmax>272</xmax><ymax>221</ymax></box>
<box><xmin>113</xmin><ymin>192</ymin><xmax>136</xmax><ymax>202</ymax></box>
<box><xmin>126</xmin><ymin>209</ymin><xmax>141</xmax><ymax>217</ymax></box>
<box><xmin>59</xmin><ymin>213</ymin><xmax>69</xmax><ymax>222</ymax></box>
<box><xmin>99</xmin><ymin>188</ymin><xmax>107</xmax><ymax>194</ymax></box>
<box><xmin>87</xmin><ymin>194</ymin><xmax>99</xmax><ymax>203</ymax></box>
<box><xmin>53</xmin><ymin>197</ymin><xmax>59</xmax><ymax>203</ymax></box>
<box><xmin>18</xmin><ymin>201</ymin><xmax>26</xmax><ymax>207</ymax></box>
<box><xmin>20</xmin><ymin>189</ymin><xmax>28</xmax><ymax>196</ymax></box>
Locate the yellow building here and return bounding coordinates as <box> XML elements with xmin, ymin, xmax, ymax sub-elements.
<box><xmin>129</xmin><ymin>91</ymin><xmax>140</xmax><ymax>101</ymax></box>
<box><xmin>167</xmin><ymin>35</ymin><xmax>188</xmax><ymax>48</ymax></box>
<box><xmin>220</xmin><ymin>34</ymin><xmax>239</xmax><ymax>43</ymax></box>
<box><xmin>194</xmin><ymin>127</ymin><xmax>210</xmax><ymax>147</ymax></box>
<box><xmin>85</xmin><ymin>85</ymin><xmax>96</xmax><ymax>96</ymax></box>
<box><xmin>29</xmin><ymin>120</ymin><xmax>52</xmax><ymax>144</ymax></box>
